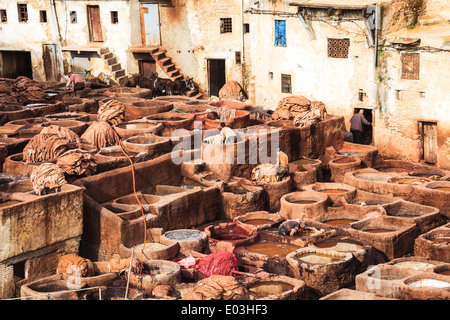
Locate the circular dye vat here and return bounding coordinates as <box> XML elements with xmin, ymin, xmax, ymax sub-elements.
<box><xmin>393</xmin><ymin>261</ymin><xmax>435</xmax><ymax>271</ymax></box>
<box><xmin>242</xmin><ymin>219</ymin><xmax>274</xmax><ymax>226</ymax></box>
<box><xmin>100</xmin><ymin>150</ymin><xmax>139</xmax><ymax>158</ymax></box>
<box><xmin>430</xmin><ymin>237</ymin><xmax>450</xmax><ymax>245</ymax></box>
<box><xmin>318</xmin><ymin>189</ymin><xmax>349</xmax><ymax>194</ymax></box>
<box><xmin>314</xmin><ymin>240</ymin><xmax>362</xmax><ymax>251</ymax></box>
<box><xmin>389</xmin><ymin>178</ymin><xmax>429</xmax><ymax>185</ymax></box>
<box><xmin>134</xmin><ymin>242</ymin><xmax>168</xmax><ymax>251</ymax></box>
<box><xmin>289</xmin><ymin>200</ymin><xmax>317</xmax><ymax>205</ymax></box>
<box><xmin>323</xmin><ymin>219</ymin><xmax>357</xmax><ymax>226</ymax></box>
<box><xmin>290</xmin><ymin>158</ymin><xmax>317</xmax><ymax>166</ymax></box>
<box><xmin>432</xmin><ymin>187</ymin><xmax>450</xmax><ymax>192</ymax></box>
<box><xmin>248</xmin><ymin>281</ymin><xmax>294</xmax><ymax>297</ymax></box>
<box><xmin>0</xmin><ymin>200</ymin><xmax>22</xmax><ymax>208</ymax></box>
<box><xmin>164</xmin><ymin>230</ymin><xmax>203</xmax><ymax>241</ymax></box>
<box><xmin>115</xmin><ymin>122</ymin><xmax>157</xmax><ymax>130</ymax></box>
<box><xmin>213</xmin><ymin>235</ymin><xmax>248</xmax><ymax>241</ymax></box>
<box><xmin>355</xmin><ymin>173</ymin><xmax>392</xmax><ymax>182</ymax></box>
<box><xmin>408</xmin><ymin>279</ymin><xmax>450</xmax><ymax>288</ymax></box>
<box><xmin>295</xmin><ymin>252</ymin><xmax>344</xmax><ymax>264</ymax></box>
<box><xmin>362</xmin><ymin>228</ymin><xmax>394</xmax><ymax>234</ymax></box>
<box><xmin>245</xmin><ymin>242</ymin><xmax>299</xmax><ymax>257</ymax></box>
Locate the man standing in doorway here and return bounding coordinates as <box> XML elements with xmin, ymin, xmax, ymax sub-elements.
<box><xmin>350</xmin><ymin>109</ymin><xmax>371</xmax><ymax>144</ymax></box>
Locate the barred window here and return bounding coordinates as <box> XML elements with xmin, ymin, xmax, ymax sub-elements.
<box><xmin>220</xmin><ymin>18</ymin><xmax>232</xmax><ymax>33</ymax></box>
<box><xmin>401</xmin><ymin>52</ymin><xmax>420</xmax><ymax>80</ymax></box>
<box><xmin>275</xmin><ymin>20</ymin><xmax>286</xmax><ymax>47</ymax></box>
<box><xmin>17</xmin><ymin>3</ymin><xmax>28</xmax><ymax>23</ymax></box>
<box><xmin>235</xmin><ymin>51</ymin><xmax>241</xmax><ymax>65</ymax></box>
<box><xmin>0</xmin><ymin>9</ymin><xmax>7</xmax><ymax>23</ymax></box>
<box><xmin>281</xmin><ymin>74</ymin><xmax>292</xmax><ymax>93</ymax></box>
<box><xmin>327</xmin><ymin>38</ymin><xmax>350</xmax><ymax>59</ymax></box>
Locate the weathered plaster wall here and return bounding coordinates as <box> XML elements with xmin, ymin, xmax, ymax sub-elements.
<box><xmin>55</xmin><ymin>0</ymin><xmax>132</xmax><ymax>76</ymax></box>
<box><xmin>158</xmin><ymin>0</ymin><xmax>245</xmax><ymax>95</ymax></box>
<box><xmin>375</xmin><ymin>47</ymin><xmax>450</xmax><ymax>168</ymax></box>
<box><xmin>0</xmin><ymin>0</ymin><xmax>61</xmax><ymax>80</ymax></box>
<box><xmin>247</xmin><ymin>0</ymin><xmax>378</xmax><ymax>125</ymax></box>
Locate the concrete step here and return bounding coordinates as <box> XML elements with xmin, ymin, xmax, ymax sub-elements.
<box><xmin>102</xmin><ymin>52</ymin><xmax>114</xmax><ymax>60</ymax></box>
<box><xmin>116</xmin><ymin>75</ymin><xmax>128</xmax><ymax>85</ymax></box>
<box><xmin>99</xmin><ymin>47</ymin><xmax>110</xmax><ymax>55</ymax></box>
<box><xmin>114</xmin><ymin>69</ymin><xmax>126</xmax><ymax>78</ymax></box>
<box><xmin>159</xmin><ymin>57</ymin><xmax>172</xmax><ymax>66</ymax></box>
<box><xmin>152</xmin><ymin>50</ymin><xmax>166</xmax><ymax>60</ymax></box>
<box><xmin>106</xmin><ymin>57</ymin><xmax>117</xmax><ymax>66</ymax></box>
<box><xmin>171</xmin><ymin>74</ymin><xmax>184</xmax><ymax>81</ymax></box>
<box><xmin>163</xmin><ymin>64</ymin><xmax>176</xmax><ymax>73</ymax></box>
<box><xmin>110</xmin><ymin>63</ymin><xmax>121</xmax><ymax>72</ymax></box>
<box><xmin>167</xmin><ymin>69</ymin><xmax>180</xmax><ymax>78</ymax></box>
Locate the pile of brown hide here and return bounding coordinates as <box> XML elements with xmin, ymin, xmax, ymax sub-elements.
<box><xmin>30</xmin><ymin>162</ymin><xmax>67</xmax><ymax>195</ymax></box>
<box><xmin>81</xmin><ymin>121</ymin><xmax>120</xmax><ymax>149</ymax></box>
<box><xmin>272</xmin><ymin>95</ymin><xmax>327</xmax><ymax>127</ymax></box>
<box><xmin>218</xmin><ymin>80</ymin><xmax>247</xmax><ymax>102</ymax></box>
<box><xmin>23</xmin><ymin>125</ymin><xmax>81</xmax><ymax>163</ymax></box>
<box><xmin>182</xmin><ymin>275</ymin><xmax>247</xmax><ymax>300</ymax></box>
<box><xmin>97</xmin><ymin>99</ymin><xmax>125</xmax><ymax>125</ymax></box>
<box><xmin>56</xmin><ymin>149</ymin><xmax>97</xmax><ymax>176</ymax></box>
<box><xmin>0</xmin><ymin>76</ymin><xmax>50</xmax><ymax>106</ymax></box>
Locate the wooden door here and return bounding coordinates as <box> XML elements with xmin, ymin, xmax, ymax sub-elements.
<box><xmin>88</xmin><ymin>6</ymin><xmax>103</xmax><ymax>42</ymax></box>
<box><xmin>139</xmin><ymin>60</ymin><xmax>156</xmax><ymax>79</ymax></box>
<box><xmin>423</xmin><ymin>122</ymin><xmax>437</xmax><ymax>164</ymax></box>
<box><xmin>140</xmin><ymin>4</ymin><xmax>160</xmax><ymax>46</ymax></box>
<box><xmin>207</xmin><ymin>59</ymin><xmax>226</xmax><ymax>97</ymax></box>
<box><xmin>42</xmin><ymin>44</ymin><xmax>59</xmax><ymax>81</ymax></box>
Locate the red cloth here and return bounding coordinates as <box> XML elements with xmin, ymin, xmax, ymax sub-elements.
<box><xmin>195</xmin><ymin>252</ymin><xmax>239</xmax><ymax>279</ymax></box>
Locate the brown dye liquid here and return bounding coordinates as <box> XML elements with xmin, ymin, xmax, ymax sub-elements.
<box><xmin>245</xmin><ymin>242</ymin><xmax>299</xmax><ymax>257</ymax></box>
<box><xmin>130</xmin><ymin>137</ymin><xmax>158</xmax><ymax>145</ymax></box>
<box><xmin>243</xmin><ymin>219</ymin><xmax>274</xmax><ymax>226</ymax></box>
<box><xmin>116</xmin><ymin>123</ymin><xmax>155</xmax><ymax>130</ymax></box>
<box><xmin>290</xmin><ymin>200</ymin><xmax>317</xmax><ymax>205</ymax></box>
<box><xmin>318</xmin><ymin>189</ymin><xmax>348</xmax><ymax>194</ymax></box>
<box><xmin>363</xmin><ymin>229</ymin><xmax>394</xmax><ymax>233</ymax></box>
<box><xmin>0</xmin><ymin>200</ymin><xmax>22</xmax><ymax>208</ymax></box>
<box><xmin>248</xmin><ymin>281</ymin><xmax>294</xmax><ymax>297</ymax></box>
<box><xmin>438</xmin><ymin>270</ymin><xmax>450</xmax><ymax>276</ymax></box>
<box><xmin>296</xmin><ymin>252</ymin><xmax>343</xmax><ymax>264</ymax></box>
<box><xmin>213</xmin><ymin>235</ymin><xmax>247</xmax><ymax>241</ymax></box>
<box><xmin>291</xmin><ymin>159</ymin><xmax>317</xmax><ymax>165</ymax></box>
<box><xmin>323</xmin><ymin>219</ymin><xmax>357</xmax><ymax>226</ymax></box>
<box><xmin>433</xmin><ymin>187</ymin><xmax>450</xmax><ymax>192</ymax></box>
<box><xmin>430</xmin><ymin>238</ymin><xmax>450</xmax><ymax>244</ymax></box>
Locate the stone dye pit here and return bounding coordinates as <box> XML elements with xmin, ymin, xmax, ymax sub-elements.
<box><xmin>0</xmin><ymin>81</ymin><xmax>448</xmax><ymax>302</ymax></box>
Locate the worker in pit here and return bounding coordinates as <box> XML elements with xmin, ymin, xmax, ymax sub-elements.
<box><xmin>275</xmin><ymin>148</ymin><xmax>289</xmax><ymax>180</ymax></box>
<box><xmin>220</xmin><ymin>122</ymin><xmax>238</xmax><ymax>144</ymax></box>
<box><xmin>67</xmin><ymin>71</ymin><xmax>85</xmax><ymax>94</ymax></box>
<box><xmin>278</xmin><ymin>219</ymin><xmax>307</xmax><ymax>237</ymax></box>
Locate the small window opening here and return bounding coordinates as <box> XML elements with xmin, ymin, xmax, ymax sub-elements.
<box><xmin>13</xmin><ymin>261</ymin><xmax>26</xmax><ymax>282</ymax></box>
<box><xmin>243</xmin><ymin>23</ymin><xmax>250</xmax><ymax>33</ymax></box>
<box><xmin>39</xmin><ymin>10</ymin><xmax>47</xmax><ymax>23</ymax></box>
<box><xmin>70</xmin><ymin>11</ymin><xmax>77</xmax><ymax>23</ymax></box>
<box><xmin>0</xmin><ymin>9</ymin><xmax>7</xmax><ymax>23</ymax></box>
<box><xmin>111</xmin><ymin>11</ymin><xmax>118</xmax><ymax>24</ymax></box>
<box><xmin>275</xmin><ymin>20</ymin><xmax>286</xmax><ymax>47</ymax></box>
<box><xmin>328</xmin><ymin>38</ymin><xmax>350</xmax><ymax>59</ymax></box>
<box><xmin>235</xmin><ymin>51</ymin><xmax>241</xmax><ymax>65</ymax></box>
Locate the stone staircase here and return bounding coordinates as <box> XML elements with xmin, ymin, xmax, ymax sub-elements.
<box><xmin>98</xmin><ymin>47</ymin><xmax>128</xmax><ymax>85</ymax></box>
<box><xmin>147</xmin><ymin>46</ymin><xmax>205</xmax><ymax>100</ymax></box>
